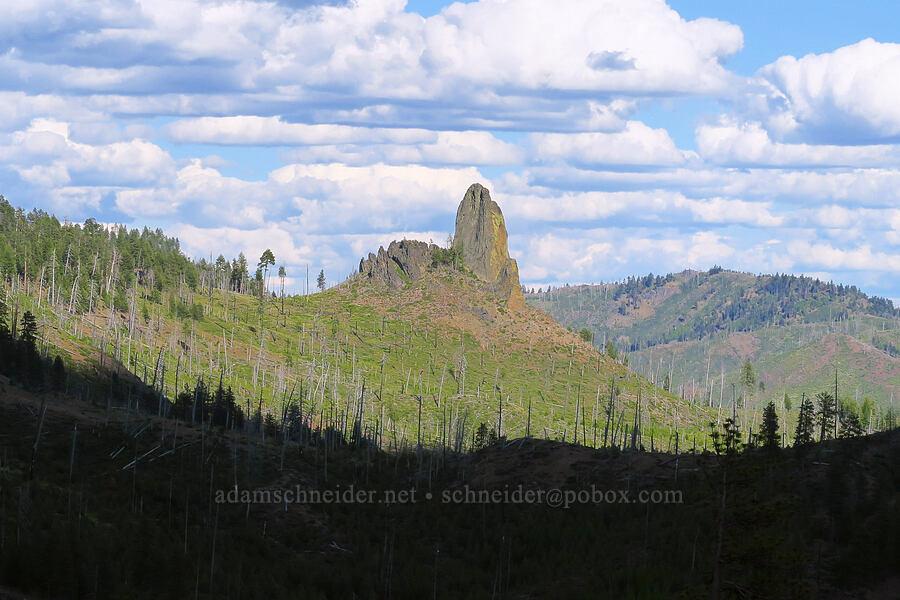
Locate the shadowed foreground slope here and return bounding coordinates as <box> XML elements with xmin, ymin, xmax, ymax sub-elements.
<box><xmin>0</xmin><ymin>386</ymin><xmax>896</xmax><ymax>599</ymax></box>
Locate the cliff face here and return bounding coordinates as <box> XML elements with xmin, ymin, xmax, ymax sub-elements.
<box><xmin>357</xmin><ymin>183</ymin><xmax>524</xmax><ymax>312</ymax></box>
<box><xmin>453</xmin><ymin>183</ymin><xmax>525</xmax><ymax>311</ymax></box>
<box><xmin>358</xmin><ymin>239</ymin><xmax>438</xmax><ymax>289</ymax></box>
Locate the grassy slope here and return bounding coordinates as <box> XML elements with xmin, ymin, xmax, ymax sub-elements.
<box><xmin>10</xmin><ymin>264</ymin><xmax>715</xmax><ymax>450</ymax></box>
<box><xmin>528</xmin><ymin>270</ymin><xmax>900</xmax><ymax>415</ymax></box>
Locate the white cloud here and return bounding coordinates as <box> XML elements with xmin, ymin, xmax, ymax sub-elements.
<box><xmin>0</xmin><ymin>0</ymin><xmax>744</xmax><ymax>129</ymax></box>
<box><xmin>755</xmin><ymin>38</ymin><xmax>900</xmax><ymax>143</ymax></box>
<box><xmin>3</xmin><ymin>118</ymin><xmax>176</xmax><ymax>188</ymax></box>
<box><xmin>523</xmin><ymin>164</ymin><xmax>900</xmax><ymax>207</ymax></box>
<box><xmin>272</xmin><ymin>162</ymin><xmax>488</xmax><ymax>231</ymax></box>
<box><xmin>674</xmin><ymin>196</ymin><xmax>783</xmax><ymax>227</ymax></box>
<box><xmin>786</xmin><ymin>240</ymin><xmax>900</xmax><ymax>272</ymax></box>
<box><xmin>696</xmin><ymin>118</ymin><xmax>900</xmax><ymax>167</ymax></box>
<box><xmin>166</xmin><ymin>116</ymin><xmax>436</xmax><ymax>146</ymax></box>
<box><xmin>171</xmin><ymin>223</ymin><xmax>315</xmax><ymax>267</ymax></box>
<box><xmin>515</xmin><ymin>228</ymin><xmax>736</xmax><ymax>282</ymax></box>
<box><xmin>530</xmin><ymin>121</ymin><xmax>688</xmax><ymax>167</ymax></box>
<box><xmin>500</xmin><ymin>188</ymin><xmax>782</xmax><ymax>228</ymax></box>
<box><xmin>283</xmin><ymin>131</ymin><xmax>525</xmax><ymax>166</ymax></box>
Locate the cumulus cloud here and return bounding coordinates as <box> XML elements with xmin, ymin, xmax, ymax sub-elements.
<box><xmin>516</xmin><ymin>228</ymin><xmax>736</xmax><ymax>283</ymax></box>
<box><xmin>0</xmin><ymin>0</ymin><xmax>743</xmax><ymax>129</ymax></box>
<box><xmin>166</xmin><ymin>116</ymin><xmax>435</xmax><ymax>146</ymax></box>
<box><xmin>282</xmin><ymin>131</ymin><xmax>524</xmax><ymax>167</ymax></box>
<box><xmin>697</xmin><ymin>118</ymin><xmax>900</xmax><ymax>167</ymax></box>
<box><xmin>786</xmin><ymin>240</ymin><xmax>900</xmax><ymax>272</ymax></box>
<box><xmin>170</xmin><ymin>223</ymin><xmax>316</xmax><ymax>267</ymax></box>
<box><xmin>530</xmin><ymin>121</ymin><xmax>689</xmax><ymax>168</ymax></box>
<box><xmin>753</xmin><ymin>38</ymin><xmax>900</xmax><ymax>144</ymax></box>
<box><xmin>271</xmin><ymin>162</ymin><xmax>487</xmax><ymax>232</ymax></box>
<box><xmin>523</xmin><ymin>164</ymin><xmax>900</xmax><ymax>207</ymax></box>
<box><xmin>500</xmin><ymin>189</ymin><xmax>782</xmax><ymax>228</ymax></box>
<box><xmin>168</xmin><ymin>117</ymin><xmax>524</xmax><ymax>166</ymax></box>
<box><xmin>2</xmin><ymin>118</ymin><xmax>176</xmax><ymax>189</ymax></box>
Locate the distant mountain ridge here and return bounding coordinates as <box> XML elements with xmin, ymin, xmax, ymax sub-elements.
<box><xmin>527</xmin><ymin>268</ymin><xmax>900</xmax><ymax>415</ymax></box>
<box><xmin>529</xmin><ymin>268</ymin><xmax>898</xmax><ymax>354</ymax></box>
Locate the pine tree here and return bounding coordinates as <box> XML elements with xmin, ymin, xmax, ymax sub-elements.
<box><xmin>20</xmin><ymin>311</ymin><xmax>38</xmax><ymax>352</ymax></box>
<box><xmin>232</xmin><ymin>253</ymin><xmax>249</xmax><ymax>293</ymax></box>
<box><xmin>839</xmin><ymin>412</ymin><xmax>864</xmax><ymax>438</ymax></box>
<box><xmin>316</xmin><ymin>269</ymin><xmax>326</xmax><ymax>292</ymax></box>
<box><xmin>816</xmin><ymin>391</ymin><xmax>837</xmax><ymax>441</ymax></box>
<box><xmin>258</xmin><ymin>249</ymin><xmax>275</xmax><ymax>295</ymax></box>
<box><xmin>794</xmin><ymin>393</ymin><xmax>815</xmax><ymax>446</ymax></box>
<box><xmin>474</xmin><ymin>422</ymin><xmax>489</xmax><ymax>450</ymax></box>
<box><xmin>838</xmin><ymin>400</ymin><xmax>864</xmax><ymax>438</ymax></box>
<box><xmin>19</xmin><ymin>311</ymin><xmax>42</xmax><ymax>385</ymax></box>
<box><xmin>710</xmin><ymin>417</ymin><xmax>742</xmax><ymax>455</ymax></box>
<box><xmin>758</xmin><ymin>401</ymin><xmax>779</xmax><ymax>450</ymax></box>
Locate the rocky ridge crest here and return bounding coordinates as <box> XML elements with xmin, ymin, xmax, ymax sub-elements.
<box><xmin>358</xmin><ymin>183</ymin><xmax>524</xmax><ymax>311</ymax></box>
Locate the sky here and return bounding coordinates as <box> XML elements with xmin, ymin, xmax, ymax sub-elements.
<box><xmin>2</xmin><ymin>1</ymin><xmax>900</xmax><ymax>300</ymax></box>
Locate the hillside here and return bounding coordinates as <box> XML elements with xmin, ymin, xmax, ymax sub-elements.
<box><xmin>2</xmin><ymin>195</ymin><xmax>899</xmax><ymax>599</ymax></box>
<box><xmin>1</xmin><ymin>384</ymin><xmax>897</xmax><ymax>598</ymax></box>
<box><xmin>0</xmin><ymin>190</ymin><xmax>713</xmax><ymax>452</ymax></box>
<box><xmin>527</xmin><ymin>269</ymin><xmax>900</xmax><ymax>429</ymax></box>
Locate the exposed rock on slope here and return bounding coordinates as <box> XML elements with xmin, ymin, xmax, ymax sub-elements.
<box><xmin>358</xmin><ymin>183</ymin><xmax>524</xmax><ymax>311</ymax></box>
<box><xmin>453</xmin><ymin>183</ymin><xmax>525</xmax><ymax>311</ymax></box>
<box><xmin>358</xmin><ymin>239</ymin><xmax>438</xmax><ymax>289</ymax></box>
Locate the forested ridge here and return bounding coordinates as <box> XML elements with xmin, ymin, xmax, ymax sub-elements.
<box><xmin>0</xmin><ymin>196</ymin><xmax>284</xmax><ymax>318</ymax></box>
<box><xmin>527</xmin><ymin>267</ymin><xmax>899</xmax><ymax>353</ymax></box>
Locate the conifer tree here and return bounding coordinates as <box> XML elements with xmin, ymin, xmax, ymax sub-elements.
<box><xmin>794</xmin><ymin>393</ymin><xmax>815</xmax><ymax>446</ymax></box>
<box><xmin>758</xmin><ymin>401</ymin><xmax>779</xmax><ymax>450</ymax></box>
<box><xmin>20</xmin><ymin>311</ymin><xmax>38</xmax><ymax>352</ymax></box>
<box><xmin>816</xmin><ymin>391</ymin><xmax>837</xmax><ymax>441</ymax></box>
<box><xmin>710</xmin><ymin>417</ymin><xmax>742</xmax><ymax>455</ymax></box>
<box><xmin>839</xmin><ymin>406</ymin><xmax>864</xmax><ymax>438</ymax></box>
<box><xmin>258</xmin><ymin>249</ymin><xmax>275</xmax><ymax>295</ymax></box>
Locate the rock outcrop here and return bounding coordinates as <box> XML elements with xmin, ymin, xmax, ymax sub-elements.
<box><xmin>357</xmin><ymin>183</ymin><xmax>524</xmax><ymax>312</ymax></box>
<box><xmin>358</xmin><ymin>239</ymin><xmax>438</xmax><ymax>289</ymax></box>
<box><xmin>453</xmin><ymin>183</ymin><xmax>525</xmax><ymax>311</ymax></box>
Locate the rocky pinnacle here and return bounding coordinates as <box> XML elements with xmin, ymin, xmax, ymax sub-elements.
<box><xmin>453</xmin><ymin>183</ymin><xmax>525</xmax><ymax>311</ymax></box>
<box><xmin>357</xmin><ymin>183</ymin><xmax>525</xmax><ymax>312</ymax></box>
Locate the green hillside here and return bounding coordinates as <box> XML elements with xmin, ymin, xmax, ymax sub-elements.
<box><xmin>0</xmin><ymin>196</ymin><xmax>713</xmax><ymax>449</ymax></box>
<box><xmin>527</xmin><ymin>268</ymin><xmax>900</xmax><ymax>429</ymax></box>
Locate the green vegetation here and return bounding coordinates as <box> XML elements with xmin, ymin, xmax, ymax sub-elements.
<box><xmin>431</xmin><ymin>243</ymin><xmax>463</xmax><ymax>269</ymax></box>
<box><xmin>527</xmin><ymin>269</ymin><xmax>900</xmax><ymax>421</ymax></box>
<box><xmin>0</xmin><ymin>196</ymin><xmax>712</xmax><ymax>451</ymax></box>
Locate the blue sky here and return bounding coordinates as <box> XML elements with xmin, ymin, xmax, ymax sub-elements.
<box><xmin>2</xmin><ymin>1</ymin><xmax>900</xmax><ymax>301</ymax></box>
